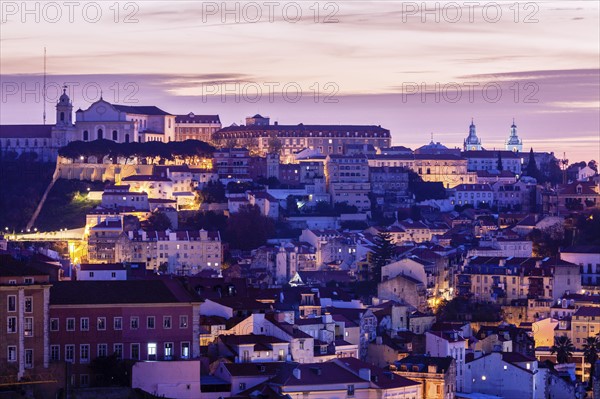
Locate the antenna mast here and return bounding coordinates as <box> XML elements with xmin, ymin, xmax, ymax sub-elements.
<box><xmin>43</xmin><ymin>47</ymin><xmax>47</xmax><ymax>125</ymax></box>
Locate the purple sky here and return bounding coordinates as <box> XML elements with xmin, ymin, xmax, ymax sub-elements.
<box><xmin>1</xmin><ymin>1</ymin><xmax>598</xmax><ymax>162</ymax></box>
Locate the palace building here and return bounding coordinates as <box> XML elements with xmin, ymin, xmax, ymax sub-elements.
<box><xmin>213</xmin><ymin>114</ymin><xmax>391</xmax><ymax>162</ymax></box>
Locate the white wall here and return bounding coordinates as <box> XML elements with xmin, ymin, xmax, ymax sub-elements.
<box><xmin>132</xmin><ymin>360</ymin><xmax>201</xmax><ymax>399</ymax></box>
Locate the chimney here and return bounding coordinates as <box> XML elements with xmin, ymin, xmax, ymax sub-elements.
<box><xmin>293</xmin><ymin>368</ymin><xmax>301</xmax><ymax>380</ymax></box>
<box><xmin>359</xmin><ymin>368</ymin><xmax>371</xmax><ymax>381</ymax></box>
<box><xmin>427</xmin><ymin>364</ymin><xmax>437</xmax><ymax>374</ymax></box>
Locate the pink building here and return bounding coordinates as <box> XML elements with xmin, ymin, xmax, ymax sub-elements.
<box><xmin>49</xmin><ymin>279</ymin><xmax>200</xmax><ymax>388</ymax></box>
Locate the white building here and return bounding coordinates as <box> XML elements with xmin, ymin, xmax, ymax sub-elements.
<box><xmin>464</xmin><ymin>352</ymin><xmax>544</xmax><ymax>399</ymax></box>
<box><xmin>426</xmin><ymin>330</ymin><xmax>468</xmax><ymax>392</ymax></box>
<box><xmin>76</xmin><ymin>263</ymin><xmax>127</xmax><ymax>281</ymax></box>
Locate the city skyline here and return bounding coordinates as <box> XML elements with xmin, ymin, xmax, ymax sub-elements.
<box><xmin>1</xmin><ymin>1</ymin><xmax>598</xmax><ymax>161</ymax></box>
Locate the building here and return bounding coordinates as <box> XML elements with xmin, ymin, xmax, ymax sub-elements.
<box><xmin>49</xmin><ymin>280</ymin><xmax>200</xmax><ymax>388</ymax></box>
<box><xmin>394</xmin><ymin>355</ymin><xmax>456</xmax><ymax>399</ymax></box>
<box><xmin>463</xmin><ymin>119</ymin><xmax>482</xmax><ymax>151</ymax></box>
<box><xmin>426</xmin><ymin>330</ymin><xmax>468</xmax><ymax>392</ymax></box>
<box><xmin>213</xmin><ymin>147</ymin><xmax>251</xmax><ymax>180</ymax></box>
<box><xmin>465</xmin><ymin>352</ymin><xmax>543</xmax><ymax>399</ymax></box>
<box><xmin>87</xmin><ymin>216</ymin><xmax>124</xmax><ymax>263</ymax></box>
<box><xmin>116</xmin><ymin>229</ymin><xmax>222</xmax><ymax>274</ymax></box>
<box><xmin>76</xmin><ymin>263</ymin><xmax>127</xmax><ymax>281</ymax></box>
<box><xmin>100</xmin><ymin>184</ymin><xmax>150</xmax><ymax>211</ymax></box>
<box><xmin>0</xmin><ymin>256</ymin><xmax>53</xmax><ymax>384</ymax></box>
<box><xmin>448</xmin><ymin>184</ymin><xmax>494</xmax><ymax>208</ymax></box>
<box><xmin>463</xmin><ymin>150</ymin><xmax>523</xmax><ymax>176</ymax></box>
<box><xmin>571</xmin><ymin>306</ymin><xmax>600</xmax><ymax>349</ymax></box>
<box><xmin>560</xmin><ymin>245</ymin><xmax>600</xmax><ymax>289</ymax></box>
<box><xmin>325</xmin><ymin>154</ymin><xmax>371</xmax><ymax>211</ymax></box>
<box><xmin>213</xmin><ymin>116</ymin><xmax>391</xmax><ymax>161</ymax></box>
<box><xmin>174</xmin><ymin>112</ymin><xmax>221</xmax><ymax>142</ymax></box>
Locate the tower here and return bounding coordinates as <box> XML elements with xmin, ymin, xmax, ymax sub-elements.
<box><xmin>463</xmin><ymin>118</ymin><xmax>482</xmax><ymax>151</ymax></box>
<box><xmin>505</xmin><ymin>118</ymin><xmax>523</xmax><ymax>152</ymax></box>
<box><xmin>52</xmin><ymin>86</ymin><xmax>76</xmax><ymax>146</ymax></box>
<box><xmin>266</xmin><ymin>152</ymin><xmax>280</xmax><ymax>179</ymax></box>
<box><xmin>56</xmin><ymin>86</ymin><xmax>73</xmax><ymax>126</ymax></box>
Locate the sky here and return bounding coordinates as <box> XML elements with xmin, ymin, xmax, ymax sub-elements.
<box><xmin>1</xmin><ymin>1</ymin><xmax>599</xmax><ymax>162</ymax></box>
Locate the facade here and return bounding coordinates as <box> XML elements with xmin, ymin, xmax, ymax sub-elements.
<box><xmin>560</xmin><ymin>245</ymin><xmax>600</xmax><ymax>289</ymax></box>
<box><xmin>0</xmin><ymin>257</ymin><xmax>52</xmax><ymax>384</ymax></box>
<box><xmin>425</xmin><ymin>330</ymin><xmax>468</xmax><ymax>392</ymax></box>
<box><xmin>213</xmin><ymin>147</ymin><xmax>251</xmax><ymax>180</ymax></box>
<box><xmin>448</xmin><ymin>183</ymin><xmax>494</xmax><ymax>208</ymax></box>
<box><xmin>213</xmin><ymin>115</ymin><xmax>391</xmax><ymax>161</ymax></box>
<box><xmin>465</xmin><ymin>352</ymin><xmax>543</xmax><ymax>399</ymax></box>
<box><xmin>174</xmin><ymin>113</ymin><xmax>221</xmax><ymax>142</ymax></box>
<box><xmin>463</xmin><ymin>150</ymin><xmax>524</xmax><ymax>175</ymax></box>
<box><xmin>116</xmin><ymin>229</ymin><xmax>222</xmax><ymax>274</ymax></box>
<box><xmin>325</xmin><ymin>154</ymin><xmax>371</xmax><ymax>211</ymax></box>
<box><xmin>394</xmin><ymin>355</ymin><xmax>456</xmax><ymax>399</ymax></box>
<box><xmin>49</xmin><ymin>280</ymin><xmax>200</xmax><ymax>388</ymax></box>
<box><xmin>571</xmin><ymin>307</ymin><xmax>600</xmax><ymax>349</ymax></box>
<box><xmin>87</xmin><ymin>217</ymin><xmax>124</xmax><ymax>263</ymax></box>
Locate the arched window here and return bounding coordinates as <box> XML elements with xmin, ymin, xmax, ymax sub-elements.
<box><xmin>112</xmin><ymin>130</ymin><xmax>118</xmax><ymax>141</ymax></box>
<box><xmin>97</xmin><ymin>129</ymin><xmax>103</xmax><ymax>140</ymax></box>
<box><xmin>125</xmin><ymin>134</ymin><xmax>130</xmax><ymax>143</ymax></box>
<box><xmin>83</xmin><ymin>131</ymin><xmax>89</xmax><ymax>141</ymax></box>
<box><xmin>60</xmin><ymin>112</ymin><xmax>65</xmax><ymax>121</ymax></box>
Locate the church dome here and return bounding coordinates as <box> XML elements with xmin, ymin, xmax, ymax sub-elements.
<box><xmin>59</xmin><ymin>87</ymin><xmax>71</xmax><ymax>104</ymax></box>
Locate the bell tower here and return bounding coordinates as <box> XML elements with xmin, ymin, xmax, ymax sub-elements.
<box><xmin>505</xmin><ymin>118</ymin><xmax>523</xmax><ymax>152</ymax></box>
<box><xmin>52</xmin><ymin>85</ymin><xmax>77</xmax><ymax>147</ymax></box>
<box><xmin>56</xmin><ymin>86</ymin><xmax>73</xmax><ymax>126</ymax></box>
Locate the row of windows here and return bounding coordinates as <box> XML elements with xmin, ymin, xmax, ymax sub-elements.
<box><xmin>7</xmin><ymin>346</ymin><xmax>34</xmax><ymax>368</ymax></box>
<box><xmin>49</xmin><ymin>342</ymin><xmax>190</xmax><ymax>363</ymax></box>
<box><xmin>50</xmin><ymin>315</ymin><xmax>188</xmax><ymax>332</ymax></box>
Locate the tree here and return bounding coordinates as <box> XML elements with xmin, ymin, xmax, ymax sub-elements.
<box><xmin>583</xmin><ymin>336</ymin><xmax>600</xmax><ymax>386</ymax></box>
<box><xmin>146</xmin><ymin>211</ymin><xmax>172</xmax><ymax>231</ymax></box>
<box><xmin>370</xmin><ymin>232</ymin><xmax>395</xmax><ymax>282</ymax></box>
<box><xmin>526</xmin><ymin>148</ymin><xmax>539</xmax><ymax>180</ymax></box>
<box><xmin>497</xmin><ymin>151</ymin><xmax>503</xmax><ymax>171</ymax></box>
<box><xmin>551</xmin><ymin>336</ymin><xmax>575</xmax><ymax>364</ymax></box>
<box><xmin>198</xmin><ymin>181</ymin><xmax>226</xmax><ymax>203</ymax></box>
<box><xmin>225</xmin><ymin>204</ymin><xmax>275</xmax><ymax>250</ymax></box>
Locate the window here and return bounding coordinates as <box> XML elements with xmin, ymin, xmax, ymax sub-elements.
<box><xmin>80</xmin><ymin>317</ymin><xmax>89</xmax><ymax>331</ymax></box>
<box><xmin>181</xmin><ymin>342</ymin><xmax>190</xmax><ymax>359</ymax></box>
<box><xmin>147</xmin><ymin>343</ymin><xmax>157</xmax><ymax>360</ymax></box>
<box><xmin>97</xmin><ymin>317</ymin><xmax>106</xmax><ymax>330</ymax></box>
<box><xmin>24</xmin><ymin>297</ymin><xmax>32</xmax><ymax>312</ymax></box>
<box><xmin>83</xmin><ymin>130</ymin><xmax>89</xmax><ymax>141</ymax></box>
<box><xmin>114</xmin><ymin>317</ymin><xmax>123</xmax><ymax>330</ymax></box>
<box><xmin>65</xmin><ymin>345</ymin><xmax>75</xmax><ymax>362</ymax></box>
<box><xmin>347</xmin><ymin>384</ymin><xmax>355</xmax><ymax>397</ymax></box>
<box><xmin>80</xmin><ymin>374</ymin><xmax>89</xmax><ymax>387</ymax></box>
<box><xmin>80</xmin><ymin>344</ymin><xmax>90</xmax><ymax>363</ymax></box>
<box><xmin>114</xmin><ymin>344</ymin><xmax>123</xmax><ymax>359</ymax></box>
<box><xmin>67</xmin><ymin>318</ymin><xmax>75</xmax><ymax>331</ymax></box>
<box><xmin>25</xmin><ymin>349</ymin><xmax>33</xmax><ymax>369</ymax></box>
<box><xmin>50</xmin><ymin>345</ymin><xmax>60</xmax><ymax>361</ymax></box>
<box><xmin>97</xmin><ymin>129</ymin><xmax>103</xmax><ymax>139</ymax></box>
<box><xmin>89</xmin><ymin>272</ymin><xmax>94</xmax><ymax>277</ymax></box>
<box><xmin>7</xmin><ymin>316</ymin><xmax>17</xmax><ymax>333</ymax></box>
<box><xmin>98</xmin><ymin>344</ymin><xmax>108</xmax><ymax>357</ymax></box>
<box><xmin>50</xmin><ymin>318</ymin><xmax>59</xmax><ymax>331</ymax></box>
<box><xmin>131</xmin><ymin>343</ymin><xmax>140</xmax><ymax>360</ymax></box>
<box><xmin>239</xmin><ymin>383</ymin><xmax>247</xmax><ymax>391</ymax></box>
<box><xmin>164</xmin><ymin>342</ymin><xmax>173</xmax><ymax>359</ymax></box>
<box><xmin>163</xmin><ymin>316</ymin><xmax>172</xmax><ymax>329</ymax></box>
<box><xmin>147</xmin><ymin>316</ymin><xmax>155</xmax><ymax>329</ymax></box>
<box><xmin>24</xmin><ymin>317</ymin><xmax>33</xmax><ymax>337</ymax></box>
<box><xmin>112</xmin><ymin>130</ymin><xmax>118</xmax><ymax>141</ymax></box>
<box><xmin>130</xmin><ymin>316</ymin><xmax>139</xmax><ymax>329</ymax></box>
<box><xmin>8</xmin><ymin>346</ymin><xmax>17</xmax><ymax>362</ymax></box>
<box><xmin>179</xmin><ymin>315</ymin><xmax>188</xmax><ymax>328</ymax></box>
<box><xmin>7</xmin><ymin>295</ymin><xmax>16</xmax><ymax>312</ymax></box>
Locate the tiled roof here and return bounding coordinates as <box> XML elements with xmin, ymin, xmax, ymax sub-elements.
<box><xmin>112</xmin><ymin>104</ymin><xmax>172</xmax><ymax>116</ymax></box>
<box><xmin>122</xmin><ymin>175</ymin><xmax>172</xmax><ymax>182</ymax></box>
<box><xmin>175</xmin><ymin>113</ymin><xmax>220</xmax><ymax>123</ymax></box>
<box><xmin>0</xmin><ymin>255</ymin><xmax>50</xmax><ymax>277</ymax></box>
<box><xmin>50</xmin><ymin>280</ymin><xmax>194</xmax><ymax>305</ymax></box>
<box><xmin>573</xmin><ymin>306</ymin><xmax>600</xmax><ymax>317</ymax></box>
<box><xmin>396</xmin><ymin>355</ymin><xmax>454</xmax><ymax>373</ymax></box>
